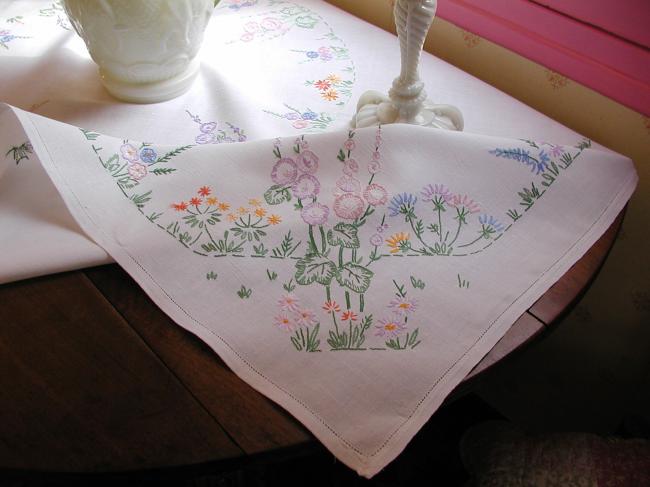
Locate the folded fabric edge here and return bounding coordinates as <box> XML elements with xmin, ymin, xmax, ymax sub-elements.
<box><xmin>4</xmin><ymin>103</ymin><xmax>639</xmax><ymax>478</ymax></box>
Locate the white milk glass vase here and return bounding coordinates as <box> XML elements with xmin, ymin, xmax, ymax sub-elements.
<box><xmin>63</xmin><ymin>0</ymin><xmax>214</xmax><ymax>103</ymax></box>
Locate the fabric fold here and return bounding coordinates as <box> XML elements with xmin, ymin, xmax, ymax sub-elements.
<box><xmin>0</xmin><ymin>103</ymin><xmax>637</xmax><ymax>476</ymax></box>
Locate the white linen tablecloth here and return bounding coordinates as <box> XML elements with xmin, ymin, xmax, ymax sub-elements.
<box><xmin>0</xmin><ymin>0</ymin><xmax>638</xmax><ymax>478</ymax></box>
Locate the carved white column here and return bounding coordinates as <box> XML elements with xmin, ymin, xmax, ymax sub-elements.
<box><xmin>353</xmin><ymin>0</ymin><xmax>463</xmax><ymax>131</ymax></box>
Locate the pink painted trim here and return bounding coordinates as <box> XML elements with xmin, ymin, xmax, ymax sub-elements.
<box><xmin>437</xmin><ymin>0</ymin><xmax>650</xmax><ymax>115</ymax></box>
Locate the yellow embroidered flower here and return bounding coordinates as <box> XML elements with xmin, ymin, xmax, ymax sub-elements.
<box><xmin>321</xmin><ymin>89</ymin><xmax>339</xmax><ymax>101</ymax></box>
<box><xmin>206</xmin><ymin>196</ymin><xmax>218</xmax><ymax>206</ymax></box>
<box><xmin>255</xmin><ymin>207</ymin><xmax>267</xmax><ymax>218</ymax></box>
<box><xmin>248</xmin><ymin>198</ymin><xmax>262</xmax><ymax>207</ymax></box>
<box><xmin>267</xmin><ymin>214</ymin><xmax>282</xmax><ymax>225</ymax></box>
<box><xmin>218</xmin><ymin>202</ymin><xmax>230</xmax><ymax>211</ymax></box>
<box><xmin>237</xmin><ymin>206</ymin><xmax>249</xmax><ymax>215</ymax></box>
<box><xmin>326</xmin><ymin>74</ymin><xmax>341</xmax><ymax>83</ymax></box>
<box><xmin>386</xmin><ymin>232</ymin><xmax>410</xmax><ymax>254</ymax></box>
<box><xmin>227</xmin><ymin>213</ymin><xmax>238</xmax><ymax>222</ymax></box>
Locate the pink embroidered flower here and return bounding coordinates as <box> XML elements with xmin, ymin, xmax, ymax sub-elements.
<box><xmin>190</xmin><ymin>197</ymin><xmax>202</xmax><ymax>206</ymax></box>
<box><xmin>369</xmin><ymin>233</ymin><xmax>383</xmax><ymax>246</ymax></box>
<box><xmin>200</xmin><ymin>122</ymin><xmax>217</xmax><ymax>133</ymax></box>
<box><xmin>198</xmin><ymin>186</ymin><xmax>211</xmax><ymax>197</ymax></box>
<box><xmin>388</xmin><ymin>296</ymin><xmax>418</xmax><ymax>315</ymax></box>
<box><xmin>128</xmin><ymin>162</ymin><xmax>147</xmax><ymax>180</ymax></box>
<box><xmin>300</xmin><ymin>140</ymin><xmax>310</xmax><ymax>150</ymax></box>
<box><xmin>274</xmin><ymin>313</ymin><xmax>294</xmax><ymax>332</ymax></box>
<box><xmin>371</xmin><ymin>150</ymin><xmax>381</xmax><ymax>161</ymax></box>
<box><xmin>368</xmin><ymin>160</ymin><xmax>382</xmax><ymax>174</ymax></box>
<box><xmin>343</xmin><ymin>158</ymin><xmax>359</xmax><ymax>176</ymax></box>
<box><xmin>278</xmin><ymin>293</ymin><xmax>301</xmax><ymax>313</ymax></box>
<box><xmin>363</xmin><ymin>183</ymin><xmax>388</xmax><ymax>206</ymax></box>
<box><xmin>449</xmin><ymin>194</ymin><xmax>480</xmax><ymax>214</ymax></box>
<box><xmin>341</xmin><ymin>310</ymin><xmax>357</xmax><ymax>322</ymax></box>
<box><xmin>292</xmin><ymin>174</ymin><xmax>320</xmax><ymax>199</ymax></box>
<box><xmin>240</xmin><ymin>32</ymin><xmax>254</xmax><ymax>42</ymax></box>
<box><xmin>374</xmin><ymin>316</ymin><xmax>407</xmax><ymax>338</ymax></box>
<box><xmin>271</xmin><ymin>158</ymin><xmax>298</xmax><ymax>185</ymax></box>
<box><xmin>296</xmin><ymin>150</ymin><xmax>319</xmax><ymax>174</ymax></box>
<box><xmin>314</xmin><ymin>80</ymin><xmax>331</xmax><ymax>91</ymax></box>
<box><xmin>120</xmin><ymin>143</ymin><xmax>139</xmax><ymax>162</ymax></box>
<box><xmin>243</xmin><ymin>21</ymin><xmax>260</xmax><ymax>33</ymax></box>
<box><xmin>294</xmin><ymin>308</ymin><xmax>318</xmax><ymax>328</ymax></box>
<box><xmin>292</xmin><ymin>119</ymin><xmax>309</xmax><ymax>129</ymax></box>
<box><xmin>421</xmin><ymin>184</ymin><xmax>452</xmax><ymax>203</ymax></box>
<box><xmin>261</xmin><ymin>17</ymin><xmax>281</xmax><ymax>30</ymax></box>
<box><xmin>322</xmin><ymin>300</ymin><xmax>340</xmax><ymax>313</ymax></box>
<box><xmin>334</xmin><ymin>193</ymin><xmax>365</xmax><ymax>220</ymax></box>
<box><xmin>344</xmin><ymin>139</ymin><xmax>356</xmax><ymax>151</ymax></box>
<box><xmin>171</xmin><ymin>202</ymin><xmax>188</xmax><ymax>212</ymax></box>
<box><xmin>301</xmin><ymin>202</ymin><xmax>329</xmax><ymax>226</ymax></box>
<box><xmin>336</xmin><ymin>175</ymin><xmax>362</xmax><ymax>194</ymax></box>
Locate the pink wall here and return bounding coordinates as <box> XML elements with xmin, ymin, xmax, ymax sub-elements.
<box><xmin>437</xmin><ymin>0</ymin><xmax>650</xmax><ymax>116</ymax></box>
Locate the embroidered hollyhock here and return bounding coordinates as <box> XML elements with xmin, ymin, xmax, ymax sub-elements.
<box><xmin>271</xmin><ymin>157</ymin><xmax>299</xmax><ymax>185</ymax></box>
<box><xmin>301</xmin><ymin>202</ymin><xmax>329</xmax><ymax>225</ymax></box>
<box><xmin>292</xmin><ymin>174</ymin><xmax>320</xmax><ymax>199</ymax></box>
<box><xmin>343</xmin><ymin>158</ymin><xmax>359</xmax><ymax>176</ymax></box>
<box><xmin>336</xmin><ymin>175</ymin><xmax>362</xmax><ymax>194</ymax></box>
<box><xmin>296</xmin><ymin>150</ymin><xmax>319</xmax><ymax>174</ymax></box>
<box><xmin>363</xmin><ymin>183</ymin><xmax>388</xmax><ymax>206</ymax></box>
<box><xmin>333</xmin><ymin>193</ymin><xmax>365</xmax><ymax>220</ymax></box>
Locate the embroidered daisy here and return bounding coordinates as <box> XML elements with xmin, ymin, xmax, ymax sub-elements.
<box><xmin>171</xmin><ymin>202</ymin><xmax>188</xmax><ymax>212</ymax></box>
<box><xmin>314</xmin><ymin>80</ymin><xmax>331</xmax><ymax>91</ymax></box>
<box><xmin>248</xmin><ymin>198</ymin><xmax>262</xmax><ymax>207</ymax></box>
<box><xmin>206</xmin><ymin>197</ymin><xmax>218</xmax><ymax>206</ymax></box>
<box><xmin>386</xmin><ymin>232</ymin><xmax>411</xmax><ymax>254</ymax></box>
<box><xmin>321</xmin><ymin>89</ymin><xmax>339</xmax><ymax>101</ymax></box>
<box><xmin>255</xmin><ymin>207</ymin><xmax>267</xmax><ymax>218</ymax></box>
<box><xmin>267</xmin><ymin>214</ymin><xmax>282</xmax><ymax>225</ymax></box>
<box><xmin>341</xmin><ymin>310</ymin><xmax>357</xmax><ymax>322</ymax></box>
<box><xmin>278</xmin><ymin>293</ymin><xmax>301</xmax><ymax>313</ymax></box>
<box><xmin>218</xmin><ymin>202</ymin><xmax>231</xmax><ymax>211</ymax></box>
<box><xmin>189</xmin><ymin>197</ymin><xmax>202</xmax><ymax>206</ymax></box>
<box><xmin>388</xmin><ymin>296</ymin><xmax>418</xmax><ymax>315</ymax></box>
<box><xmin>322</xmin><ymin>300</ymin><xmax>340</xmax><ymax>313</ymax></box>
<box><xmin>274</xmin><ymin>313</ymin><xmax>294</xmax><ymax>332</ymax></box>
<box><xmin>294</xmin><ymin>308</ymin><xmax>318</xmax><ymax>328</ymax></box>
<box><xmin>374</xmin><ymin>317</ymin><xmax>407</xmax><ymax>338</ymax></box>
<box><xmin>198</xmin><ymin>186</ymin><xmax>212</xmax><ymax>197</ymax></box>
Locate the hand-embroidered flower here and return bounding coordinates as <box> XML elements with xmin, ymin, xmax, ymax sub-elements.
<box><xmin>292</xmin><ymin>174</ymin><xmax>320</xmax><ymax>199</ymax></box>
<box><xmin>367</xmin><ymin>160</ymin><xmax>382</xmax><ymax>174</ymax></box>
<box><xmin>196</xmin><ymin>133</ymin><xmax>216</xmax><ymax>144</ymax></box>
<box><xmin>294</xmin><ymin>308</ymin><xmax>318</xmax><ymax>327</ymax></box>
<box><xmin>127</xmin><ymin>162</ymin><xmax>147</xmax><ymax>180</ymax></box>
<box><xmin>271</xmin><ymin>158</ymin><xmax>298</xmax><ymax>185</ymax></box>
<box><xmin>344</xmin><ymin>139</ymin><xmax>356</xmax><ymax>151</ymax></box>
<box><xmin>314</xmin><ymin>80</ymin><xmax>331</xmax><ymax>91</ymax></box>
<box><xmin>343</xmin><ymin>158</ymin><xmax>359</xmax><ymax>176</ymax></box>
<box><xmin>306</xmin><ymin>51</ymin><xmax>319</xmax><ymax>59</ymax></box>
<box><xmin>369</xmin><ymin>233</ymin><xmax>383</xmax><ymax>247</ymax></box>
<box><xmin>139</xmin><ymin>147</ymin><xmax>157</xmax><ymax>164</ymax></box>
<box><xmin>449</xmin><ymin>194</ymin><xmax>480</xmax><ymax>214</ymax></box>
<box><xmin>301</xmin><ymin>202</ymin><xmax>329</xmax><ymax>225</ymax></box>
<box><xmin>274</xmin><ymin>313</ymin><xmax>294</xmax><ymax>332</ymax></box>
<box><xmin>388</xmin><ymin>193</ymin><xmax>417</xmax><ymax>217</ymax></box>
<box><xmin>341</xmin><ymin>310</ymin><xmax>357</xmax><ymax>322</ymax></box>
<box><xmin>190</xmin><ymin>197</ymin><xmax>203</xmax><ymax>206</ymax></box>
<box><xmin>301</xmin><ymin>112</ymin><xmax>318</xmax><ymax>121</ymax></box>
<box><xmin>171</xmin><ymin>201</ymin><xmax>188</xmax><ymax>211</ymax></box>
<box><xmin>200</xmin><ymin>122</ymin><xmax>217</xmax><ymax>133</ymax></box>
<box><xmin>336</xmin><ymin>175</ymin><xmax>362</xmax><ymax>194</ymax></box>
<box><xmin>363</xmin><ymin>183</ymin><xmax>388</xmax><ymax>206</ymax></box>
<box><xmin>261</xmin><ymin>17</ymin><xmax>282</xmax><ymax>30</ymax></box>
<box><xmin>278</xmin><ymin>293</ymin><xmax>301</xmax><ymax>313</ymax></box>
<box><xmin>322</xmin><ymin>300</ymin><xmax>341</xmax><ymax>313</ymax></box>
<box><xmin>374</xmin><ymin>317</ymin><xmax>407</xmax><ymax>338</ymax></box>
<box><xmin>255</xmin><ymin>207</ymin><xmax>267</xmax><ymax>218</ymax></box>
<box><xmin>198</xmin><ymin>186</ymin><xmax>212</xmax><ymax>197</ymax></box>
<box><xmin>120</xmin><ymin>143</ymin><xmax>139</xmax><ymax>162</ymax></box>
<box><xmin>421</xmin><ymin>184</ymin><xmax>452</xmax><ymax>203</ymax></box>
<box><xmin>321</xmin><ymin>89</ymin><xmax>339</xmax><ymax>101</ymax></box>
<box><xmin>333</xmin><ymin>193</ymin><xmax>365</xmax><ymax>220</ymax></box>
<box><xmin>386</xmin><ymin>232</ymin><xmax>411</xmax><ymax>253</ymax></box>
<box><xmin>388</xmin><ymin>296</ymin><xmax>418</xmax><ymax>315</ymax></box>
<box><xmin>267</xmin><ymin>214</ymin><xmax>282</xmax><ymax>225</ymax></box>
<box><xmin>296</xmin><ymin>150</ymin><xmax>319</xmax><ymax>174</ymax></box>
<box><xmin>218</xmin><ymin>202</ymin><xmax>231</xmax><ymax>211</ymax></box>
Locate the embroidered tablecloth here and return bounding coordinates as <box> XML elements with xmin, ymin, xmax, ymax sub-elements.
<box><xmin>0</xmin><ymin>0</ymin><xmax>639</xmax><ymax>478</ymax></box>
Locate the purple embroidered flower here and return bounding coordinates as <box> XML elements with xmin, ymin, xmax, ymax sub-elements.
<box><xmin>296</xmin><ymin>150</ymin><xmax>319</xmax><ymax>174</ymax></box>
<box><xmin>374</xmin><ymin>316</ymin><xmax>407</xmax><ymax>338</ymax></box>
<box><xmin>301</xmin><ymin>111</ymin><xmax>318</xmax><ymax>120</ymax></box>
<box><xmin>293</xmin><ymin>308</ymin><xmax>318</xmax><ymax>328</ymax></box>
<box><xmin>363</xmin><ymin>183</ymin><xmax>388</xmax><ymax>206</ymax></box>
<box><xmin>139</xmin><ymin>147</ymin><xmax>157</xmax><ymax>164</ymax></box>
<box><xmin>271</xmin><ymin>158</ymin><xmax>298</xmax><ymax>185</ymax></box>
<box><xmin>546</xmin><ymin>144</ymin><xmax>564</xmax><ymax>157</ymax></box>
<box><xmin>127</xmin><ymin>162</ymin><xmax>147</xmax><ymax>180</ymax></box>
<box><xmin>336</xmin><ymin>175</ymin><xmax>362</xmax><ymax>194</ymax></box>
<box><xmin>368</xmin><ymin>160</ymin><xmax>382</xmax><ymax>174</ymax></box>
<box><xmin>369</xmin><ymin>233</ymin><xmax>383</xmax><ymax>246</ymax></box>
<box><xmin>292</xmin><ymin>174</ymin><xmax>320</xmax><ymax>199</ymax></box>
<box><xmin>274</xmin><ymin>313</ymin><xmax>294</xmax><ymax>332</ymax></box>
<box><xmin>343</xmin><ymin>158</ymin><xmax>359</xmax><ymax>176</ymax></box>
<box><xmin>333</xmin><ymin>193</ymin><xmax>365</xmax><ymax>220</ymax></box>
<box><xmin>376</xmin><ymin>222</ymin><xmax>389</xmax><ymax>233</ymax></box>
<box><xmin>420</xmin><ymin>184</ymin><xmax>452</xmax><ymax>203</ymax></box>
<box><xmin>479</xmin><ymin>214</ymin><xmax>505</xmax><ymax>233</ymax></box>
<box><xmin>306</xmin><ymin>51</ymin><xmax>319</xmax><ymax>58</ymax></box>
<box><xmin>196</xmin><ymin>133</ymin><xmax>216</xmax><ymax>144</ymax></box>
<box><xmin>449</xmin><ymin>194</ymin><xmax>480</xmax><ymax>213</ymax></box>
<box><xmin>200</xmin><ymin>122</ymin><xmax>217</xmax><ymax>133</ymax></box>
<box><xmin>388</xmin><ymin>193</ymin><xmax>417</xmax><ymax>217</ymax></box>
<box><xmin>388</xmin><ymin>296</ymin><xmax>418</xmax><ymax>315</ymax></box>
<box><xmin>301</xmin><ymin>202</ymin><xmax>330</xmax><ymax>225</ymax></box>
<box><xmin>284</xmin><ymin>112</ymin><xmax>300</xmax><ymax>121</ymax></box>
<box><xmin>120</xmin><ymin>143</ymin><xmax>139</xmax><ymax>162</ymax></box>
<box><xmin>278</xmin><ymin>293</ymin><xmax>301</xmax><ymax>313</ymax></box>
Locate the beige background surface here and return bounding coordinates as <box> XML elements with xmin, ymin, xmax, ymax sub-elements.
<box><xmin>327</xmin><ymin>0</ymin><xmax>649</xmax><ymax>432</ymax></box>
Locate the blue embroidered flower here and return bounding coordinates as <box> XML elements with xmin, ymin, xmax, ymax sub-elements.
<box><xmin>388</xmin><ymin>192</ymin><xmax>417</xmax><ymax>218</ymax></box>
<box><xmin>306</xmin><ymin>51</ymin><xmax>319</xmax><ymax>58</ymax></box>
<box><xmin>301</xmin><ymin>111</ymin><xmax>318</xmax><ymax>120</ymax></box>
<box><xmin>479</xmin><ymin>214</ymin><xmax>505</xmax><ymax>235</ymax></box>
<box><xmin>139</xmin><ymin>147</ymin><xmax>158</xmax><ymax>164</ymax></box>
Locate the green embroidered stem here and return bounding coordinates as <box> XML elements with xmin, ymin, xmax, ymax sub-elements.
<box><xmin>319</xmin><ymin>225</ymin><xmax>326</xmax><ymax>254</ymax></box>
<box><xmin>308</xmin><ymin>225</ymin><xmax>318</xmax><ymax>254</ymax></box>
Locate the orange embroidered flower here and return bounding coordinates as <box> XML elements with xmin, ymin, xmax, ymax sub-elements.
<box><xmin>190</xmin><ymin>197</ymin><xmax>202</xmax><ymax>206</ymax></box>
<box><xmin>171</xmin><ymin>201</ymin><xmax>188</xmax><ymax>211</ymax></box>
<box><xmin>267</xmin><ymin>214</ymin><xmax>282</xmax><ymax>225</ymax></box>
<box><xmin>322</xmin><ymin>300</ymin><xmax>340</xmax><ymax>313</ymax></box>
<box><xmin>198</xmin><ymin>186</ymin><xmax>211</xmax><ymax>197</ymax></box>
<box><xmin>206</xmin><ymin>196</ymin><xmax>218</xmax><ymax>206</ymax></box>
<box><xmin>341</xmin><ymin>310</ymin><xmax>357</xmax><ymax>322</ymax></box>
<box><xmin>237</xmin><ymin>206</ymin><xmax>249</xmax><ymax>215</ymax></box>
<box><xmin>325</xmin><ymin>74</ymin><xmax>341</xmax><ymax>83</ymax></box>
<box><xmin>248</xmin><ymin>198</ymin><xmax>262</xmax><ymax>207</ymax></box>
<box><xmin>321</xmin><ymin>89</ymin><xmax>339</xmax><ymax>101</ymax></box>
<box><xmin>314</xmin><ymin>80</ymin><xmax>331</xmax><ymax>91</ymax></box>
<box><xmin>254</xmin><ymin>207</ymin><xmax>267</xmax><ymax>217</ymax></box>
<box><xmin>227</xmin><ymin>213</ymin><xmax>238</xmax><ymax>222</ymax></box>
<box><xmin>386</xmin><ymin>232</ymin><xmax>410</xmax><ymax>254</ymax></box>
<box><xmin>218</xmin><ymin>202</ymin><xmax>231</xmax><ymax>211</ymax></box>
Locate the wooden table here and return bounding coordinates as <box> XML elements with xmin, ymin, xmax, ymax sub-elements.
<box><xmin>0</xmin><ymin>212</ymin><xmax>623</xmax><ymax>474</ymax></box>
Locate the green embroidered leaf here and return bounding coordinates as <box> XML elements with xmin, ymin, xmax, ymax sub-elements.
<box><xmin>295</xmin><ymin>254</ymin><xmax>338</xmax><ymax>286</ymax></box>
<box><xmin>327</xmin><ymin>223</ymin><xmax>360</xmax><ymax>249</ymax></box>
<box><xmin>264</xmin><ymin>184</ymin><xmax>292</xmax><ymax>205</ymax></box>
<box><xmin>336</xmin><ymin>263</ymin><xmax>373</xmax><ymax>293</ymax></box>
